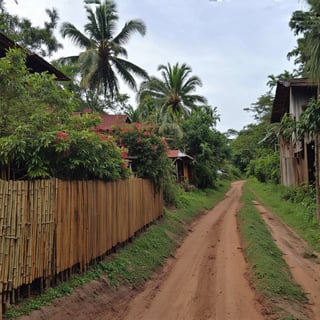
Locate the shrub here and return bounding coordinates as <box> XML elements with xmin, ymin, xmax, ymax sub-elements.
<box><xmin>0</xmin><ymin>48</ymin><xmax>129</xmax><ymax>181</ymax></box>
<box><xmin>247</xmin><ymin>152</ymin><xmax>280</xmax><ymax>184</ymax></box>
<box><xmin>114</xmin><ymin>124</ymin><xmax>174</xmax><ymax>187</ymax></box>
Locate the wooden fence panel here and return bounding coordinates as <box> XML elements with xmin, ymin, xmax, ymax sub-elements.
<box><xmin>0</xmin><ymin>177</ymin><xmax>163</xmax><ymax>312</ymax></box>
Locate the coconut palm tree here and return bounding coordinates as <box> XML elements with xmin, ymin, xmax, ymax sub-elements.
<box><xmin>60</xmin><ymin>0</ymin><xmax>148</xmax><ymax>99</ymax></box>
<box><xmin>138</xmin><ymin>62</ymin><xmax>207</xmax><ymax>137</ymax></box>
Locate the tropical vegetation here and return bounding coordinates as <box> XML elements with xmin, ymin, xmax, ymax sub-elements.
<box><xmin>59</xmin><ymin>0</ymin><xmax>148</xmax><ymax>101</ymax></box>
<box><xmin>138</xmin><ymin>62</ymin><xmax>207</xmax><ymax>138</ymax></box>
<box><xmin>114</xmin><ymin>123</ymin><xmax>173</xmax><ymax>187</ymax></box>
<box><xmin>0</xmin><ymin>49</ymin><xmax>130</xmax><ymax>181</ymax></box>
<box><xmin>0</xmin><ymin>2</ymin><xmax>62</xmax><ymax>57</ymax></box>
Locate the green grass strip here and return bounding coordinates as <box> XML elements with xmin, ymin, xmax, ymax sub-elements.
<box><xmin>246</xmin><ymin>178</ymin><xmax>320</xmax><ymax>252</ymax></box>
<box><xmin>240</xmin><ymin>182</ymin><xmax>308</xmax><ymax>319</ymax></box>
<box><xmin>5</xmin><ymin>179</ymin><xmax>231</xmax><ymax>319</ymax></box>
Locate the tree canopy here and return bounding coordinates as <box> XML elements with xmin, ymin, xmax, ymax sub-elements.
<box><xmin>138</xmin><ymin>62</ymin><xmax>207</xmax><ymax>138</ymax></box>
<box><xmin>60</xmin><ymin>0</ymin><xmax>148</xmax><ymax>99</ymax></box>
<box><xmin>0</xmin><ymin>3</ymin><xmax>62</xmax><ymax>57</ymax></box>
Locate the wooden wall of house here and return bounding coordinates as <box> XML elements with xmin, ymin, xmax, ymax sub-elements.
<box><xmin>279</xmin><ymin>135</ymin><xmax>309</xmax><ymax>186</ymax></box>
<box><xmin>0</xmin><ymin>178</ymin><xmax>163</xmax><ymax>313</ymax></box>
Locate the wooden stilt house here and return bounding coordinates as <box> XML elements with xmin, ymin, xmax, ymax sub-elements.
<box><xmin>271</xmin><ymin>79</ymin><xmax>317</xmax><ymax>186</ymax></box>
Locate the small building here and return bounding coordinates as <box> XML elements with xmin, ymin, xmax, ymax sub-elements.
<box><xmin>271</xmin><ymin>78</ymin><xmax>317</xmax><ymax>186</ymax></box>
<box><xmin>167</xmin><ymin>149</ymin><xmax>193</xmax><ymax>183</ymax></box>
<box><xmin>73</xmin><ymin>109</ymin><xmax>131</xmax><ymax>132</ymax></box>
<box><xmin>97</xmin><ymin>114</ymin><xmax>131</xmax><ymax>131</ymax></box>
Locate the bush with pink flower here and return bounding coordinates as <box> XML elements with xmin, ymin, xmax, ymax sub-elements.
<box><xmin>114</xmin><ymin>124</ymin><xmax>173</xmax><ymax>187</ymax></box>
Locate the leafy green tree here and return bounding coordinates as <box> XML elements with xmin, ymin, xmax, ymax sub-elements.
<box><xmin>0</xmin><ymin>48</ymin><xmax>129</xmax><ymax>180</ymax></box>
<box><xmin>230</xmin><ymin>92</ymin><xmax>278</xmax><ymax>175</ymax></box>
<box><xmin>60</xmin><ymin>0</ymin><xmax>148</xmax><ymax>99</ymax></box>
<box><xmin>247</xmin><ymin>152</ymin><xmax>280</xmax><ymax>184</ymax></box>
<box><xmin>288</xmin><ymin>1</ymin><xmax>320</xmax><ymax>77</ymax></box>
<box><xmin>180</xmin><ymin>106</ymin><xmax>229</xmax><ymax>188</ymax></box>
<box><xmin>266</xmin><ymin>71</ymin><xmax>297</xmax><ymax>92</ymax></box>
<box><xmin>288</xmin><ymin>0</ymin><xmax>320</xmax><ymax>220</ymax></box>
<box><xmin>138</xmin><ymin>62</ymin><xmax>207</xmax><ymax>138</ymax></box>
<box><xmin>1</xmin><ymin>4</ymin><xmax>62</xmax><ymax>57</ymax></box>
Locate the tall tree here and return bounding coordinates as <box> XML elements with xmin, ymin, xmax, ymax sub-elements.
<box><xmin>1</xmin><ymin>4</ymin><xmax>62</xmax><ymax>57</ymax></box>
<box><xmin>288</xmin><ymin>1</ymin><xmax>320</xmax><ymax>77</ymax></box>
<box><xmin>181</xmin><ymin>105</ymin><xmax>228</xmax><ymax>188</ymax></box>
<box><xmin>230</xmin><ymin>92</ymin><xmax>277</xmax><ymax>175</ymax></box>
<box><xmin>60</xmin><ymin>0</ymin><xmax>148</xmax><ymax>99</ymax></box>
<box><xmin>138</xmin><ymin>62</ymin><xmax>207</xmax><ymax>137</ymax></box>
<box><xmin>289</xmin><ymin>0</ymin><xmax>320</xmax><ymax>220</ymax></box>
<box><xmin>266</xmin><ymin>71</ymin><xmax>297</xmax><ymax>92</ymax></box>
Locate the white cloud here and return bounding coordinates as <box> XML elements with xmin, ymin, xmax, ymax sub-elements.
<box><xmin>5</xmin><ymin>0</ymin><xmax>304</xmax><ymax>132</ymax></box>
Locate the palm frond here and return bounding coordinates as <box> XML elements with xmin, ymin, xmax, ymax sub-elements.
<box><xmin>56</xmin><ymin>55</ymin><xmax>80</xmax><ymax>66</ymax></box>
<box><xmin>113</xmin><ymin>19</ymin><xmax>146</xmax><ymax>45</ymax></box>
<box><xmin>60</xmin><ymin>22</ymin><xmax>92</xmax><ymax>49</ymax></box>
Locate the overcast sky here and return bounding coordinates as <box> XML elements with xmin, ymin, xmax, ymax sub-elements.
<box><xmin>5</xmin><ymin>0</ymin><xmax>308</xmax><ymax>133</ymax></box>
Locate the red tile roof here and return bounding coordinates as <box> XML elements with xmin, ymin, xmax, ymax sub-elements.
<box><xmin>97</xmin><ymin>114</ymin><xmax>131</xmax><ymax>131</ymax></box>
<box><xmin>73</xmin><ymin>109</ymin><xmax>131</xmax><ymax>131</ymax></box>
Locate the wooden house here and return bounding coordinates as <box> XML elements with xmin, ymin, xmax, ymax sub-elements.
<box><xmin>271</xmin><ymin>78</ymin><xmax>317</xmax><ymax>186</ymax></box>
<box><xmin>168</xmin><ymin>149</ymin><xmax>193</xmax><ymax>183</ymax></box>
<box><xmin>74</xmin><ymin>109</ymin><xmax>132</xmax><ymax>131</ymax></box>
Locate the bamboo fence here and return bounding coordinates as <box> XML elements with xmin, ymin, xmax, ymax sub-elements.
<box><xmin>0</xmin><ymin>177</ymin><xmax>163</xmax><ymax>315</ymax></box>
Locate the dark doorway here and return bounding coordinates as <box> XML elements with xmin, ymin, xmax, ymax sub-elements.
<box><xmin>307</xmin><ymin>142</ymin><xmax>315</xmax><ymax>184</ymax></box>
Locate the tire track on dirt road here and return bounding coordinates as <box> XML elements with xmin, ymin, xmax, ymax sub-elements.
<box><xmin>114</xmin><ymin>181</ymin><xmax>264</xmax><ymax>320</ymax></box>
<box><xmin>254</xmin><ymin>201</ymin><xmax>320</xmax><ymax>320</ymax></box>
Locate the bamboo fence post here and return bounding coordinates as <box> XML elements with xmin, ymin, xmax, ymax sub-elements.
<box><xmin>0</xmin><ymin>180</ymin><xmax>8</xmax><ymax>296</ymax></box>
<box><xmin>0</xmin><ymin>177</ymin><xmax>163</xmax><ymax>307</ymax></box>
<box><xmin>0</xmin><ymin>281</ymin><xmax>2</xmax><ymax>320</ymax></box>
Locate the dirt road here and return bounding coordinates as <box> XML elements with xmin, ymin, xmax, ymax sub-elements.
<box><xmin>108</xmin><ymin>180</ymin><xmax>264</xmax><ymax>320</ymax></box>
<box><xmin>19</xmin><ymin>181</ymin><xmax>320</xmax><ymax>320</ymax></box>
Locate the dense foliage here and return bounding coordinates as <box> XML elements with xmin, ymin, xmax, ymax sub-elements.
<box><xmin>181</xmin><ymin>106</ymin><xmax>229</xmax><ymax>188</ymax></box>
<box><xmin>246</xmin><ymin>152</ymin><xmax>280</xmax><ymax>184</ymax></box>
<box><xmin>0</xmin><ymin>4</ymin><xmax>62</xmax><ymax>57</ymax></box>
<box><xmin>229</xmin><ymin>92</ymin><xmax>279</xmax><ymax>183</ymax></box>
<box><xmin>0</xmin><ymin>49</ymin><xmax>129</xmax><ymax>181</ymax></box>
<box><xmin>114</xmin><ymin>124</ymin><xmax>173</xmax><ymax>187</ymax></box>
<box><xmin>59</xmin><ymin>0</ymin><xmax>148</xmax><ymax>100</ymax></box>
<box><xmin>138</xmin><ymin>62</ymin><xmax>207</xmax><ymax>138</ymax></box>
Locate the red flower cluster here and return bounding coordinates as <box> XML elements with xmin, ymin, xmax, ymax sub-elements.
<box><xmin>121</xmin><ymin>162</ymin><xmax>128</xmax><ymax>169</ymax></box>
<box><xmin>56</xmin><ymin>132</ymin><xmax>69</xmax><ymax>139</ymax></box>
<box><xmin>151</xmin><ymin>145</ymin><xmax>158</xmax><ymax>150</ymax></box>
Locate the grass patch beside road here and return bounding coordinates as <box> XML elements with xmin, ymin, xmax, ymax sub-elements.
<box><xmin>239</xmin><ymin>181</ymin><xmax>308</xmax><ymax>319</ymax></box>
<box><xmin>99</xmin><ymin>182</ymin><xmax>230</xmax><ymax>288</ymax></box>
<box><xmin>246</xmin><ymin>178</ymin><xmax>320</xmax><ymax>252</ymax></box>
<box><xmin>4</xmin><ymin>180</ymin><xmax>230</xmax><ymax>319</ymax></box>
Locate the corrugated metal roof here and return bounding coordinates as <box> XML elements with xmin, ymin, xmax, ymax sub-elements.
<box><xmin>167</xmin><ymin>149</ymin><xmax>193</xmax><ymax>160</ymax></box>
